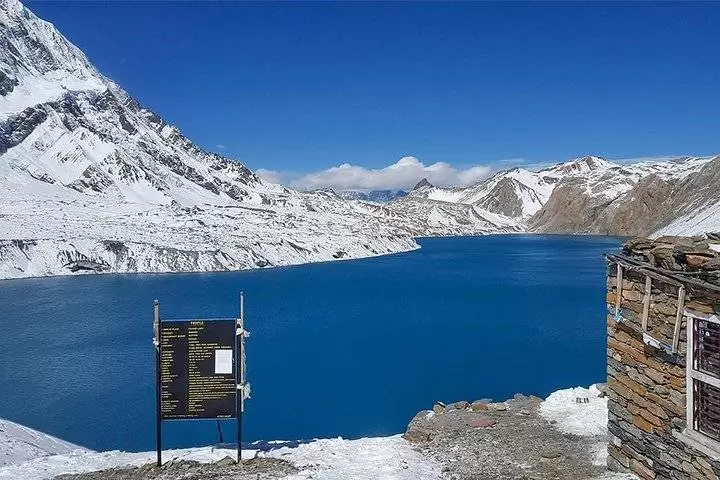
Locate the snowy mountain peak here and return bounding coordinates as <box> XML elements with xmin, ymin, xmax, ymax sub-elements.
<box><xmin>412</xmin><ymin>178</ymin><xmax>433</xmax><ymax>190</ymax></box>
<box><xmin>1</xmin><ymin>0</ymin><xmax>272</xmax><ymax>207</ymax></box>
<box><xmin>542</xmin><ymin>155</ymin><xmax>615</xmax><ymax>176</ymax></box>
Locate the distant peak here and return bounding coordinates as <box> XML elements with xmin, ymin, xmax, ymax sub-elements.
<box><xmin>412</xmin><ymin>178</ymin><xmax>433</xmax><ymax>190</ymax></box>
<box><xmin>547</xmin><ymin>155</ymin><xmax>614</xmax><ymax>175</ymax></box>
<box><xmin>575</xmin><ymin>155</ymin><xmax>614</xmax><ymax>169</ymax></box>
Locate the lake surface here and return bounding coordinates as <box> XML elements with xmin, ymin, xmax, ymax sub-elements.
<box><xmin>0</xmin><ymin>235</ymin><xmax>619</xmax><ymax>452</ymax></box>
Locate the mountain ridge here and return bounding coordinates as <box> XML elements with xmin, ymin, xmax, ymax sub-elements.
<box><xmin>1</xmin><ymin>0</ymin><xmax>719</xmax><ymax>280</ymax></box>
<box><xmin>396</xmin><ymin>154</ymin><xmax>719</xmax><ymax>236</ymax></box>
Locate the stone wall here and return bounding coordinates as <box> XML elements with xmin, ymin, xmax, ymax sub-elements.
<box><xmin>606</xmin><ymin>260</ymin><xmax>720</xmax><ymax>480</ymax></box>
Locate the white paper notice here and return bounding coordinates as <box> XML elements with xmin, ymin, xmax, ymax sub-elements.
<box><xmin>214</xmin><ymin>349</ymin><xmax>233</xmax><ymax>374</ymax></box>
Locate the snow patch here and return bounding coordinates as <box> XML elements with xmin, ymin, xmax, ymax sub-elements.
<box><xmin>653</xmin><ymin>200</ymin><xmax>720</xmax><ymax>238</ymax></box>
<box><xmin>0</xmin><ymin>432</ymin><xmax>440</xmax><ymax>480</ymax></box>
<box><xmin>0</xmin><ymin>445</ymin><xmax>257</xmax><ymax>480</ymax></box>
<box><xmin>539</xmin><ymin>384</ymin><xmax>608</xmax><ymax>436</ymax></box>
<box><xmin>263</xmin><ymin>435</ymin><xmax>442</xmax><ymax>480</ymax></box>
<box><xmin>0</xmin><ymin>419</ymin><xmax>87</xmax><ymax>468</ymax></box>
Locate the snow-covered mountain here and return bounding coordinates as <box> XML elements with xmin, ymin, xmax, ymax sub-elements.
<box><xmin>529</xmin><ymin>155</ymin><xmax>719</xmax><ymax>235</ymax></box>
<box><xmin>0</xmin><ymin>0</ymin><xmax>426</xmax><ymax>279</ymax></box>
<box><xmin>406</xmin><ymin>163</ymin><xmax>560</xmax><ymax>220</ymax></box>
<box><xmin>398</xmin><ymin>155</ymin><xmax>719</xmax><ymax>236</ymax></box>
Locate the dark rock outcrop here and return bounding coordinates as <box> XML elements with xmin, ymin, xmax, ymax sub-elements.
<box><xmin>412</xmin><ymin>178</ymin><xmax>433</xmax><ymax>190</ymax></box>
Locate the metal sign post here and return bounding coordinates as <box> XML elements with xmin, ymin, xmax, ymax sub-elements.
<box><xmin>236</xmin><ymin>291</ymin><xmax>244</xmax><ymax>464</ymax></box>
<box><xmin>153</xmin><ymin>294</ymin><xmax>249</xmax><ymax>468</ymax></box>
<box><xmin>154</xmin><ymin>300</ymin><xmax>162</xmax><ymax>467</ymax></box>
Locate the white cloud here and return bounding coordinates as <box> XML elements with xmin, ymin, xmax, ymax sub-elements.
<box><xmin>255</xmin><ymin>168</ymin><xmax>282</xmax><ymax>184</ymax></box>
<box><xmin>216</xmin><ymin>144</ymin><xmax>227</xmax><ymax>150</ymax></box>
<box><xmin>291</xmin><ymin>156</ymin><xmax>491</xmax><ymax>191</ymax></box>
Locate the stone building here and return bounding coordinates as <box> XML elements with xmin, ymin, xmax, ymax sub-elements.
<box><xmin>606</xmin><ymin>235</ymin><xmax>720</xmax><ymax>479</ymax></box>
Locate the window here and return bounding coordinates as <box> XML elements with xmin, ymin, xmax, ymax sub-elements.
<box><xmin>686</xmin><ymin>309</ymin><xmax>720</xmax><ymax>448</ymax></box>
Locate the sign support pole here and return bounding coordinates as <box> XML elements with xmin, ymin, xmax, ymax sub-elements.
<box><xmin>154</xmin><ymin>300</ymin><xmax>162</xmax><ymax>467</ymax></box>
<box><xmin>236</xmin><ymin>291</ymin><xmax>244</xmax><ymax>465</ymax></box>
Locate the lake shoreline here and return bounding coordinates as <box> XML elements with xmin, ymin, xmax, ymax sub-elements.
<box><xmin>0</xmin><ymin>231</ymin><xmax>628</xmax><ymax>282</ymax></box>
<box><xmin>0</xmin><ymin>236</ymin><xmax>421</xmax><ymax>282</ymax></box>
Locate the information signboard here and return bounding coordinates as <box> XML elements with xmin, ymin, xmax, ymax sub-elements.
<box><xmin>160</xmin><ymin>320</ymin><xmax>236</xmax><ymax>419</ymax></box>
<box><xmin>153</xmin><ymin>294</ymin><xmax>249</xmax><ymax>467</ymax></box>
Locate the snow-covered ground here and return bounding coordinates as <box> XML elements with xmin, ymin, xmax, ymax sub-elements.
<box><xmin>266</xmin><ymin>436</ymin><xmax>441</xmax><ymax>480</ymax></box>
<box><xmin>539</xmin><ymin>385</ymin><xmax>636</xmax><ymax>479</ymax></box>
<box><xmin>0</xmin><ymin>419</ymin><xmax>87</xmax><ymax>468</ymax></box>
<box><xmin>539</xmin><ymin>384</ymin><xmax>608</xmax><ymax>437</ymax></box>
<box><xmin>0</xmin><ymin>433</ymin><xmax>440</xmax><ymax>480</ymax></box>
<box><xmin>0</xmin><ymin>444</ymin><xmax>254</xmax><ymax>480</ymax></box>
<box><xmin>0</xmin><ymin>385</ymin><xmax>638</xmax><ymax>480</ymax></box>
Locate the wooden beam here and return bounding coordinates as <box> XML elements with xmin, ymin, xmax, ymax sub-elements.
<box><xmin>616</xmin><ymin>264</ymin><xmax>624</xmax><ymax>316</ymax></box>
<box><xmin>607</xmin><ymin>253</ymin><xmax>720</xmax><ymax>292</ymax></box>
<box><xmin>641</xmin><ymin>275</ymin><xmax>652</xmax><ymax>332</ymax></box>
<box><xmin>672</xmin><ymin>285</ymin><xmax>686</xmax><ymax>354</ymax></box>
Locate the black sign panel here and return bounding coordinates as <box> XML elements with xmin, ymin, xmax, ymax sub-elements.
<box><xmin>160</xmin><ymin>320</ymin><xmax>236</xmax><ymax>419</ymax></box>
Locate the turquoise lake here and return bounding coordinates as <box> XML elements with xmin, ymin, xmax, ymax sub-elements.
<box><xmin>0</xmin><ymin>235</ymin><xmax>620</xmax><ymax>451</ymax></box>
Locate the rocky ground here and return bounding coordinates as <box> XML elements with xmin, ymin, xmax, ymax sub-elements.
<box><xmin>55</xmin><ymin>456</ymin><xmax>296</xmax><ymax>480</ymax></box>
<box><xmin>403</xmin><ymin>393</ymin><xmax>627</xmax><ymax>480</ymax></box>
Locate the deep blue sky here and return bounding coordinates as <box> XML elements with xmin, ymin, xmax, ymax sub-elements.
<box><xmin>26</xmin><ymin>1</ymin><xmax>720</xmax><ymax>177</ymax></box>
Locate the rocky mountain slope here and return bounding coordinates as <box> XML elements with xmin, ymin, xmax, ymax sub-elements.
<box><xmin>0</xmin><ymin>0</ymin><xmax>428</xmax><ymax>280</ymax></box>
<box><xmin>529</xmin><ymin>155</ymin><xmax>719</xmax><ymax>235</ymax></box>
<box><xmin>397</xmin><ymin>155</ymin><xmax>719</xmax><ymax>237</ymax></box>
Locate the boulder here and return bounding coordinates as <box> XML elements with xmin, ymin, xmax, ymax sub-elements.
<box><xmin>655</xmin><ymin>236</ymin><xmax>696</xmax><ymax>248</ymax></box>
<box><xmin>446</xmin><ymin>401</ymin><xmax>469</xmax><ymax>411</ymax></box>
<box><xmin>470</xmin><ymin>400</ymin><xmax>489</xmax><ymax>411</ymax></box>
<box><xmin>624</xmin><ymin>237</ymin><xmax>655</xmax><ymax>253</ymax></box>
<box><xmin>468</xmin><ymin>418</ymin><xmax>497</xmax><ymax>429</ymax></box>
<box><xmin>701</xmin><ymin>257</ymin><xmax>720</xmax><ymax>271</ymax></box>
<box><xmin>650</xmin><ymin>245</ymin><xmax>679</xmax><ymax>269</ymax></box>
<box><xmin>488</xmin><ymin>402</ymin><xmax>508</xmax><ymax>411</ymax></box>
<box><xmin>684</xmin><ymin>254</ymin><xmax>714</xmax><ymax>269</ymax></box>
<box><xmin>216</xmin><ymin>456</ymin><xmax>236</xmax><ymax>467</ymax></box>
<box><xmin>403</xmin><ymin>411</ymin><xmax>435</xmax><ymax>443</ymax></box>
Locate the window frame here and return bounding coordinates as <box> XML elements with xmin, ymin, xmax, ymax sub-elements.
<box><xmin>684</xmin><ymin>308</ymin><xmax>720</xmax><ymax>456</ymax></box>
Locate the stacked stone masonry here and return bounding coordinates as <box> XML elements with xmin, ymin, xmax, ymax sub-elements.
<box><xmin>606</xmin><ymin>260</ymin><xmax>720</xmax><ymax>480</ymax></box>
